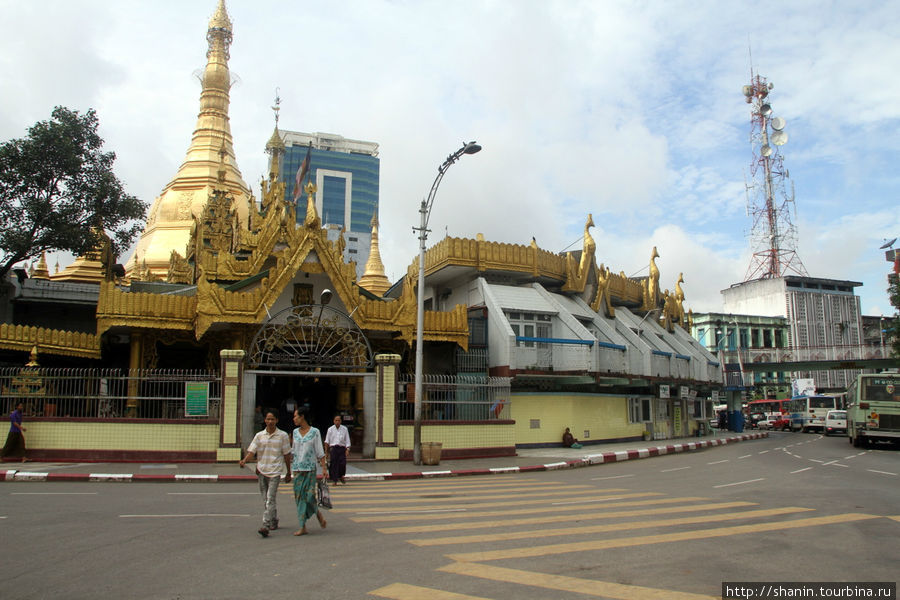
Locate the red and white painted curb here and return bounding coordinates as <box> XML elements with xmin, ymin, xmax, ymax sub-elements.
<box><xmin>1</xmin><ymin>432</ymin><xmax>767</xmax><ymax>483</ymax></box>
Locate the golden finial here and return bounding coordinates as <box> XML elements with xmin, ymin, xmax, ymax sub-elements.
<box><xmin>26</xmin><ymin>346</ymin><xmax>40</xmax><ymax>367</ymax></box>
<box><xmin>209</xmin><ymin>0</ymin><xmax>232</xmax><ymax>32</ymax></box>
<box><xmin>303</xmin><ymin>181</ymin><xmax>320</xmax><ymax>228</ymax></box>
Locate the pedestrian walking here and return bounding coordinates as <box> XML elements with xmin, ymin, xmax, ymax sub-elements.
<box><xmin>239</xmin><ymin>409</ymin><xmax>291</xmax><ymax>538</ymax></box>
<box><xmin>1</xmin><ymin>402</ymin><xmax>27</xmax><ymax>462</ymax></box>
<box><xmin>324</xmin><ymin>414</ymin><xmax>351</xmax><ymax>484</ymax></box>
<box><xmin>290</xmin><ymin>406</ymin><xmax>327</xmax><ymax>536</ymax></box>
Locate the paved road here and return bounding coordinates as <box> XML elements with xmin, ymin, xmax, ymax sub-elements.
<box><xmin>1</xmin><ymin>431</ymin><xmax>897</xmax><ymax>599</ymax></box>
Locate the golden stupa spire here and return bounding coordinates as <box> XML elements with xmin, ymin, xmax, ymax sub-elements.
<box><xmin>357</xmin><ymin>214</ymin><xmax>392</xmax><ymax>296</ymax></box>
<box><xmin>125</xmin><ymin>0</ymin><xmax>251</xmax><ymax>279</ymax></box>
<box><xmin>31</xmin><ymin>251</ymin><xmax>51</xmax><ymax>280</ymax></box>
<box><xmin>265</xmin><ymin>89</ymin><xmax>285</xmax><ymax>180</ymax></box>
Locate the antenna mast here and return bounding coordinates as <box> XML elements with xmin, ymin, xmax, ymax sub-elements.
<box><xmin>742</xmin><ymin>71</ymin><xmax>808</xmax><ymax>281</ymax></box>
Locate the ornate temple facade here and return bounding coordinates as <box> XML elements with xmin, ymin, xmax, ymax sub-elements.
<box><xmin>0</xmin><ymin>0</ymin><xmax>722</xmax><ymax>462</ymax></box>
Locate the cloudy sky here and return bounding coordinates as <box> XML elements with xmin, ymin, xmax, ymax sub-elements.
<box><xmin>1</xmin><ymin>0</ymin><xmax>898</xmax><ymax>317</ymax></box>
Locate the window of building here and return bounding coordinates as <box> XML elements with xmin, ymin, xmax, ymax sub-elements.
<box><xmin>629</xmin><ymin>397</ymin><xmax>651</xmax><ymax>423</ymax></box>
<box><xmin>507</xmin><ymin>312</ymin><xmax>552</xmax><ymax>348</ymax></box>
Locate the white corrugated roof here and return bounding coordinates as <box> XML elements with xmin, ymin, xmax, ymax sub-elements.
<box><xmin>487</xmin><ymin>284</ymin><xmax>555</xmax><ymax>313</ymax></box>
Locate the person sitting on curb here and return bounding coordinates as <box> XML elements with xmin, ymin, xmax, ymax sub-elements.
<box><xmin>562</xmin><ymin>427</ymin><xmax>582</xmax><ymax>449</ymax></box>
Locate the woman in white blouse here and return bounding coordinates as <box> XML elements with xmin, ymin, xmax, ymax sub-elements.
<box><xmin>290</xmin><ymin>406</ymin><xmax>327</xmax><ymax>535</ymax></box>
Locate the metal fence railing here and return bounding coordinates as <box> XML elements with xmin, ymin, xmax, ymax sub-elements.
<box><xmin>0</xmin><ymin>368</ymin><xmax>221</xmax><ymax>420</ymax></box>
<box><xmin>397</xmin><ymin>374</ymin><xmax>511</xmax><ymax>421</ymax></box>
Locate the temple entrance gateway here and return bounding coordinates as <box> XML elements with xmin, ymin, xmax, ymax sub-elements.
<box><xmin>243</xmin><ymin>303</ymin><xmax>377</xmax><ymax>457</ymax></box>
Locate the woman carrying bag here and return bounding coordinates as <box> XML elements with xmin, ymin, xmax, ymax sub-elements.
<box><xmin>290</xmin><ymin>406</ymin><xmax>327</xmax><ymax>536</ymax></box>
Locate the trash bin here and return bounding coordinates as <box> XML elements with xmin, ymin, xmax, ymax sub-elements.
<box><xmin>421</xmin><ymin>442</ymin><xmax>442</xmax><ymax>465</ymax></box>
<box><xmin>697</xmin><ymin>422</ymin><xmax>706</xmax><ymax>437</ymax></box>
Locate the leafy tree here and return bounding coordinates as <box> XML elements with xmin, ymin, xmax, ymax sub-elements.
<box><xmin>0</xmin><ymin>106</ymin><xmax>146</xmax><ymax>280</ymax></box>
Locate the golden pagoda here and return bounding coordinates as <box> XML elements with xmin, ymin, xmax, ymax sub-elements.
<box><xmin>125</xmin><ymin>0</ymin><xmax>252</xmax><ymax>279</ymax></box>
<box><xmin>357</xmin><ymin>215</ymin><xmax>392</xmax><ymax>297</ymax></box>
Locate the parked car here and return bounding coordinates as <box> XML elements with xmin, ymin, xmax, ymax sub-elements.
<box><xmin>758</xmin><ymin>415</ymin><xmax>790</xmax><ymax>431</ymax></box>
<box><xmin>824</xmin><ymin>410</ymin><xmax>847</xmax><ymax>436</ymax></box>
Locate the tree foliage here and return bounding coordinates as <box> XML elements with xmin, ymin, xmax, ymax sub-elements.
<box><xmin>0</xmin><ymin>106</ymin><xmax>146</xmax><ymax>280</ymax></box>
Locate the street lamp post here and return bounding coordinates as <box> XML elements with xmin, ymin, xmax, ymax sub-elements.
<box><xmin>412</xmin><ymin>141</ymin><xmax>481</xmax><ymax>465</ymax></box>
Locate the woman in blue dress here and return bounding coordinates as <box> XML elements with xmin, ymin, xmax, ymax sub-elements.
<box><xmin>290</xmin><ymin>406</ymin><xmax>327</xmax><ymax>535</ymax></box>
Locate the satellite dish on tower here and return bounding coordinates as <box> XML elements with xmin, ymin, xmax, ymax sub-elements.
<box><xmin>761</xmin><ymin>144</ymin><xmax>773</xmax><ymax>157</ymax></box>
<box><xmin>760</xmin><ymin>104</ymin><xmax>772</xmax><ymax>116</ymax></box>
<box><xmin>771</xmin><ymin>116</ymin><xmax>786</xmax><ymax>131</ymax></box>
<box><xmin>880</xmin><ymin>237</ymin><xmax>898</xmax><ymax>249</ymax></box>
<box><xmin>742</xmin><ymin>85</ymin><xmax>753</xmax><ymax>97</ymax></box>
<box><xmin>771</xmin><ymin>130</ymin><xmax>788</xmax><ymax>146</ymax></box>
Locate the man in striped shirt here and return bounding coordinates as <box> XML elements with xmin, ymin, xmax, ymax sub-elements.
<box><xmin>240</xmin><ymin>409</ymin><xmax>292</xmax><ymax>537</ymax></box>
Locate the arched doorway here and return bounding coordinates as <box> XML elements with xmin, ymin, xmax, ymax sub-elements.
<box><xmin>243</xmin><ymin>303</ymin><xmax>376</xmax><ymax>456</ymax></box>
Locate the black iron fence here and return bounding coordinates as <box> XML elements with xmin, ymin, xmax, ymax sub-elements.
<box><xmin>397</xmin><ymin>374</ymin><xmax>511</xmax><ymax>421</ymax></box>
<box><xmin>0</xmin><ymin>367</ymin><xmax>220</xmax><ymax>420</ymax></box>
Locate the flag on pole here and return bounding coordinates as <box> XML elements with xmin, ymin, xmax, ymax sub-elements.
<box><xmin>293</xmin><ymin>142</ymin><xmax>312</xmax><ymax>201</ymax></box>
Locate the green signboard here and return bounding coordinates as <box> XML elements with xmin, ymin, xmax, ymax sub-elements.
<box><xmin>185</xmin><ymin>382</ymin><xmax>209</xmax><ymax>417</ymax></box>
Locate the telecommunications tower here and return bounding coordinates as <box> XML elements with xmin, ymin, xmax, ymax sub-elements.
<box><xmin>742</xmin><ymin>72</ymin><xmax>808</xmax><ymax>281</ymax></box>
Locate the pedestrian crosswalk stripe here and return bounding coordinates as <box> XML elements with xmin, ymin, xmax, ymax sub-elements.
<box><xmin>346</xmin><ymin>491</ymin><xmax>661</xmax><ymax>516</ymax></box>
<box><xmin>377</xmin><ymin>501</ymin><xmax>757</xmax><ymax>534</ymax></box>
<box><xmin>438</xmin><ymin>562</ymin><xmax>719</xmax><ymax>600</ymax></box>
<box><xmin>334</xmin><ymin>487</ymin><xmax>615</xmax><ymax>506</ymax></box>
<box><xmin>334</xmin><ymin>479</ymin><xmax>553</xmax><ymax>494</ymax></box>
<box><xmin>370</xmin><ymin>582</ymin><xmax>494</xmax><ymax>600</ymax></box>
<box><xmin>446</xmin><ymin>513</ymin><xmax>880</xmax><ymax>562</ymax></box>
<box><xmin>353</xmin><ymin>495</ymin><xmax>708</xmax><ymax>523</ymax></box>
<box><xmin>407</xmin><ymin>506</ymin><xmax>813</xmax><ymax>546</ymax></box>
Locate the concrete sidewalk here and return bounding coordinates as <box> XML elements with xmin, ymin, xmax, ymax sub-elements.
<box><xmin>1</xmin><ymin>431</ymin><xmax>767</xmax><ymax>483</ymax></box>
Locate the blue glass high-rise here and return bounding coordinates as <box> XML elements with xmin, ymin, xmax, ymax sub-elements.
<box><xmin>278</xmin><ymin>131</ymin><xmax>380</xmax><ymax>278</ymax></box>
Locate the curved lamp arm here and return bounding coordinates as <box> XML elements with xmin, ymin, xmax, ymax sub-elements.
<box><xmin>412</xmin><ymin>140</ymin><xmax>481</xmax><ymax>465</ymax></box>
<box><xmin>420</xmin><ymin>141</ymin><xmax>481</xmax><ymax>231</ymax></box>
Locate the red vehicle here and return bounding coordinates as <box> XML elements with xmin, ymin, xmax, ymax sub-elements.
<box><xmin>758</xmin><ymin>414</ymin><xmax>790</xmax><ymax>431</ymax></box>
<box><xmin>748</xmin><ymin>399</ymin><xmax>790</xmax><ymax>431</ymax></box>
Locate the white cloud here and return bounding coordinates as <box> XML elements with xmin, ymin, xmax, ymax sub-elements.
<box><xmin>2</xmin><ymin>0</ymin><xmax>898</xmax><ymax>317</ymax></box>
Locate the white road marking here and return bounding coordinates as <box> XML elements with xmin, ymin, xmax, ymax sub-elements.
<box><xmin>737</xmin><ymin>454</ymin><xmax>751</xmax><ymax>459</ymax></box>
<box><xmin>660</xmin><ymin>467</ymin><xmax>691</xmax><ymax>473</ymax></box>
<box><xmin>590</xmin><ymin>474</ymin><xmax>635</xmax><ymax>480</ymax></box>
<box><xmin>707</xmin><ymin>460</ymin><xmax>729</xmax><ymax>465</ymax></box>
<box><xmin>119</xmin><ymin>514</ymin><xmax>250</xmax><ymax>518</ymax></box>
<box><xmin>867</xmin><ymin>469</ymin><xmax>897</xmax><ymax>476</ymax></box>
<box><xmin>810</xmin><ymin>459</ymin><xmax>824</xmax><ymax>463</ymax></box>
<box><xmin>713</xmin><ymin>478</ymin><xmax>765</xmax><ymax>488</ymax></box>
<box><xmin>758</xmin><ymin>450</ymin><xmax>769</xmax><ymax>454</ymax></box>
<box><xmin>790</xmin><ymin>467</ymin><xmax>813</xmax><ymax>474</ymax></box>
<box><xmin>10</xmin><ymin>492</ymin><xmax>98</xmax><ymax>495</ymax></box>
